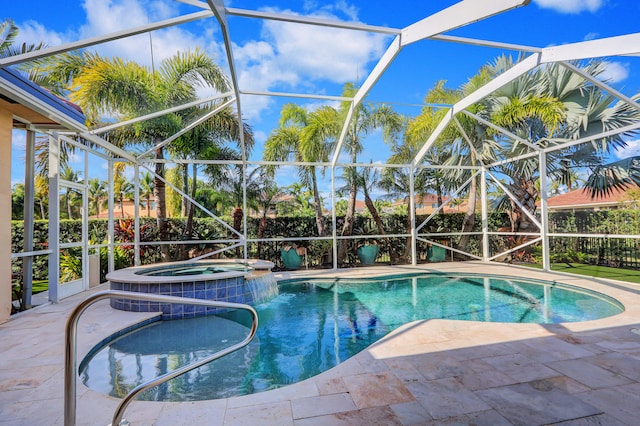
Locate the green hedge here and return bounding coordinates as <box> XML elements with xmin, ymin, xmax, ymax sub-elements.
<box><xmin>11</xmin><ymin>212</ymin><xmax>514</xmax><ymax>275</ymax></box>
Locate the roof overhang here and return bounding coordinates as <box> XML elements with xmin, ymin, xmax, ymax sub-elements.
<box><xmin>0</xmin><ymin>67</ymin><xmax>87</xmax><ymax>132</ymax></box>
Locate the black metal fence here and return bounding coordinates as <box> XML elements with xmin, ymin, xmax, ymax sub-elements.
<box><xmin>548</xmin><ymin>210</ymin><xmax>640</xmax><ymax>270</ymax></box>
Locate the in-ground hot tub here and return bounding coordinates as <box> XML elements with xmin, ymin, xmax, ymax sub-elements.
<box><xmin>106</xmin><ymin>259</ymin><xmax>276</xmax><ymax>319</ymax></box>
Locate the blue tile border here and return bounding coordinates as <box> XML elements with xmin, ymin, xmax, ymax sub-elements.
<box><xmin>109</xmin><ymin>271</ymin><xmax>276</xmax><ymax>319</ymax></box>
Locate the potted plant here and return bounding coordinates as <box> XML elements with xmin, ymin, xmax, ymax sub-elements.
<box><xmin>427</xmin><ymin>242</ymin><xmax>447</xmax><ymax>262</ymax></box>
<box><xmin>357</xmin><ymin>239</ymin><xmax>379</xmax><ymax>265</ymax></box>
<box><xmin>281</xmin><ymin>242</ymin><xmax>306</xmax><ymax>269</ymax></box>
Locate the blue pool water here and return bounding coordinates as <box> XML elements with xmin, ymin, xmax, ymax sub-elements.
<box><xmin>80</xmin><ymin>273</ymin><xmax>623</xmax><ymax>401</ymax></box>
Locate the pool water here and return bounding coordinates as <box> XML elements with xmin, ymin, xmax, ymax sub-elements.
<box><xmin>134</xmin><ymin>262</ymin><xmax>251</xmax><ymax>276</ymax></box>
<box><xmin>80</xmin><ymin>273</ymin><xmax>623</xmax><ymax>401</ymax></box>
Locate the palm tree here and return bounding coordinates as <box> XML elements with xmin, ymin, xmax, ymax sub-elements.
<box><xmin>357</xmin><ymin>165</ymin><xmax>386</xmax><ymax>237</ymax></box>
<box><xmin>88</xmin><ymin>178</ymin><xmax>107</xmax><ymax>218</ymax></box>
<box><xmin>114</xmin><ymin>177</ymin><xmax>134</xmax><ymax>218</ymax></box>
<box><xmin>263</xmin><ymin>103</ymin><xmax>334</xmax><ymax>237</ymax></box>
<box><xmin>485</xmin><ymin>57</ymin><xmax>640</xmax><ymax>232</ymax></box>
<box><xmin>218</xmin><ymin>167</ymin><xmax>261</xmax><ymax>238</ymax></box>
<box><xmin>171</xmin><ymin>108</ymin><xmax>253</xmax><ymax>242</ymax></box>
<box><xmin>379</xmin><ymin>160</ymin><xmax>431</xmax><ymax>261</ymax></box>
<box><xmin>330</xmin><ymin>83</ymin><xmax>403</xmax><ymax>263</ymax></box>
<box><xmin>408</xmin><ymin>77</ymin><xmax>495</xmax><ymax>253</ymax></box>
<box><xmin>139</xmin><ymin>172</ymin><xmax>154</xmax><ymax>217</ymax></box>
<box><xmin>33</xmin><ymin>175</ymin><xmax>48</xmax><ymax>219</ymax></box>
<box><xmin>0</xmin><ymin>19</ymin><xmax>45</xmax><ymax>59</ymax></box>
<box><xmin>60</xmin><ymin>166</ymin><xmax>82</xmax><ymax>219</ymax></box>
<box><xmin>255</xmin><ymin>174</ymin><xmax>285</xmax><ymax>258</ymax></box>
<box><xmin>45</xmin><ymin>49</ymin><xmax>232</xmax><ymax>260</ymax></box>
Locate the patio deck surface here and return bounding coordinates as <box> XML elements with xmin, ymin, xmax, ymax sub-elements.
<box><xmin>2</xmin><ymin>261</ymin><xmax>640</xmax><ymax>425</ymax></box>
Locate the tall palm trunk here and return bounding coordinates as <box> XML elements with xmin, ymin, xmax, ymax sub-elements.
<box><xmin>232</xmin><ymin>206</ymin><xmax>243</xmax><ymax>257</ymax></box>
<box><xmin>257</xmin><ymin>212</ymin><xmax>267</xmax><ymax>258</ymax></box>
<box><xmin>182</xmin><ymin>164</ymin><xmax>198</xmax><ymax>259</ymax></box>
<box><xmin>38</xmin><ymin>198</ymin><xmax>45</xmax><ymax>219</ymax></box>
<box><xmin>362</xmin><ymin>187</ymin><xmax>385</xmax><ymax>237</ymax></box>
<box><xmin>399</xmin><ymin>203</ymin><xmax>412</xmax><ymax>262</ymax></box>
<box><xmin>458</xmin><ymin>174</ymin><xmax>477</xmax><ymax>252</ymax></box>
<box><xmin>363</xmin><ymin>185</ymin><xmax>395</xmax><ymax>264</ymax></box>
<box><xmin>337</xmin><ymin>170</ymin><xmax>357</xmax><ymax>264</ymax></box>
<box><xmin>232</xmin><ymin>207</ymin><xmax>243</xmax><ymax>234</ymax></box>
<box><xmin>184</xmin><ymin>165</ymin><xmax>197</xmax><ymax>239</ymax></box>
<box><xmin>66</xmin><ymin>190</ymin><xmax>72</xmax><ymax>219</ymax></box>
<box><xmin>508</xmin><ymin>177</ymin><xmax>538</xmax><ymax>242</ymax></box>
<box><xmin>182</xmin><ymin>164</ymin><xmax>189</xmax><ymax>217</ymax></box>
<box><xmin>154</xmin><ymin>137</ymin><xmax>169</xmax><ymax>260</ymax></box>
<box><xmin>310</xmin><ymin>169</ymin><xmax>325</xmax><ymax>237</ymax></box>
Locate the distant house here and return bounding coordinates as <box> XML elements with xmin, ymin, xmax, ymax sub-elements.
<box><xmin>544</xmin><ymin>186</ymin><xmax>639</xmax><ymax>212</ymax></box>
<box><xmin>390</xmin><ymin>194</ymin><xmax>468</xmax><ymax>215</ymax></box>
<box><xmin>90</xmin><ymin>199</ymin><xmax>156</xmax><ymax>219</ymax></box>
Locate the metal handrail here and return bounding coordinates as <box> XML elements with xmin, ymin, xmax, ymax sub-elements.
<box><xmin>64</xmin><ymin>290</ymin><xmax>259</xmax><ymax>426</ymax></box>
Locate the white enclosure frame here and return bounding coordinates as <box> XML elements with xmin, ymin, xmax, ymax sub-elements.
<box><xmin>4</xmin><ymin>0</ymin><xmax>640</xmax><ymax>303</ymax></box>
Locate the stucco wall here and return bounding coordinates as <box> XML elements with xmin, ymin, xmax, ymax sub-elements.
<box><xmin>0</xmin><ymin>107</ymin><xmax>12</xmax><ymax>323</ymax></box>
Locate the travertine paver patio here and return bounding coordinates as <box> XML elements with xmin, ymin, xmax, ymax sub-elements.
<box><xmin>2</xmin><ymin>262</ymin><xmax>640</xmax><ymax>425</ymax></box>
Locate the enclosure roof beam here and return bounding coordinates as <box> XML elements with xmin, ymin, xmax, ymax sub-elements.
<box><xmin>0</xmin><ymin>10</ymin><xmax>213</xmax><ymax>67</ymax></box>
<box><xmin>540</xmin><ymin>32</ymin><xmax>640</xmax><ymax>63</ymax></box>
<box><xmin>136</xmin><ymin>97</ymin><xmax>236</xmax><ymax>160</ymax></box>
<box><xmin>431</xmin><ymin>34</ymin><xmax>541</xmax><ymax>53</ymax></box>
<box><xmin>452</xmin><ymin>116</ymin><xmax>484</xmax><ymax>164</ymax></box>
<box><xmin>227</xmin><ymin>7</ymin><xmax>401</xmax><ymax>35</ymax></box>
<box><xmin>178</xmin><ymin>0</ymin><xmax>402</xmax><ymax>35</ymax></box>
<box><xmin>79</xmin><ymin>132</ymin><xmax>138</xmax><ymax>163</ymax></box>
<box><xmin>336</xmin><ymin>0</ymin><xmax>532</xmax><ymax>167</ymax></box>
<box><xmin>543</xmin><ymin>122</ymin><xmax>640</xmax><ymax>155</ymax></box>
<box><xmin>240</xmin><ymin>90</ymin><xmax>353</xmax><ymax>102</ymax></box>
<box><xmin>206</xmin><ymin>0</ymin><xmax>246</xmax><ymax>161</ymax></box>
<box><xmin>90</xmin><ymin>92</ymin><xmax>233</xmax><ymax>135</ymax></box>
<box><xmin>400</xmin><ymin>0</ymin><xmax>531</xmax><ymax>47</ymax></box>
<box><xmin>463</xmin><ymin>110</ymin><xmax>541</xmax><ymax>152</ymax></box>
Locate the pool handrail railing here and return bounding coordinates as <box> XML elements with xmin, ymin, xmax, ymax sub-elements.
<box><xmin>64</xmin><ymin>290</ymin><xmax>259</xmax><ymax>426</ymax></box>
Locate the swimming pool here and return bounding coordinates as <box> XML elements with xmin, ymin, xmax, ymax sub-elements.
<box><xmin>81</xmin><ymin>273</ymin><xmax>623</xmax><ymax>401</ymax></box>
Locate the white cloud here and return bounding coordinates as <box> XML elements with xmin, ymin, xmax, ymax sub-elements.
<box><xmin>583</xmin><ymin>32</ymin><xmax>599</xmax><ymax>41</ymax></box>
<box><xmin>533</xmin><ymin>0</ymin><xmax>604</xmax><ymax>14</ymax></box>
<box><xmin>233</xmin><ymin>8</ymin><xmax>388</xmax><ymax>89</ymax></box>
<box><xmin>615</xmin><ymin>139</ymin><xmax>640</xmax><ymax>159</ymax></box>
<box><xmin>77</xmin><ymin>0</ymin><xmax>222</xmax><ymax>66</ymax></box>
<box><xmin>599</xmin><ymin>61</ymin><xmax>629</xmax><ymax>84</ymax></box>
<box><xmin>14</xmin><ymin>20</ymin><xmax>71</xmax><ymax>47</ymax></box>
<box><xmin>232</xmin><ymin>8</ymin><xmax>388</xmax><ymax>119</ymax></box>
<box><xmin>11</xmin><ymin>130</ymin><xmax>26</xmax><ymax>149</ymax></box>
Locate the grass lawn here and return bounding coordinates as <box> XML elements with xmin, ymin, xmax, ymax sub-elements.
<box><xmin>525</xmin><ymin>263</ymin><xmax>640</xmax><ymax>284</ymax></box>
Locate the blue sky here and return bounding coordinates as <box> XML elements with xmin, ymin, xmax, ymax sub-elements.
<box><xmin>6</xmin><ymin>0</ymin><xmax>640</xmax><ymax>194</ymax></box>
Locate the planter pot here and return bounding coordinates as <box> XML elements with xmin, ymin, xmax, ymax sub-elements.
<box><xmin>357</xmin><ymin>244</ymin><xmax>379</xmax><ymax>265</ymax></box>
<box><xmin>281</xmin><ymin>248</ymin><xmax>303</xmax><ymax>269</ymax></box>
<box><xmin>427</xmin><ymin>245</ymin><xmax>446</xmax><ymax>262</ymax></box>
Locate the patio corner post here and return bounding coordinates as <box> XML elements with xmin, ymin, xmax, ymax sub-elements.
<box><xmin>481</xmin><ymin>166</ymin><xmax>489</xmax><ymax>262</ymax></box>
<box><xmin>48</xmin><ymin>133</ymin><xmax>60</xmax><ymax>303</ymax></box>
<box><xmin>22</xmin><ymin>129</ymin><xmax>36</xmax><ymax>308</ymax></box>
<box><xmin>107</xmin><ymin>159</ymin><xmax>115</xmax><ymax>273</ymax></box>
<box><xmin>409</xmin><ymin>165</ymin><xmax>417</xmax><ymax>265</ymax></box>
<box><xmin>0</xmin><ymin>107</ymin><xmax>12</xmax><ymax>322</ymax></box>
<box><xmin>134</xmin><ymin>164</ymin><xmax>140</xmax><ymax>266</ymax></box>
<box><xmin>539</xmin><ymin>151</ymin><xmax>550</xmax><ymax>271</ymax></box>
<box><xmin>331</xmin><ymin>165</ymin><xmax>338</xmax><ymax>269</ymax></box>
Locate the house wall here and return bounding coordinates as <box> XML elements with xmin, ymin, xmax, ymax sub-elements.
<box><xmin>0</xmin><ymin>108</ymin><xmax>12</xmax><ymax>323</ymax></box>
